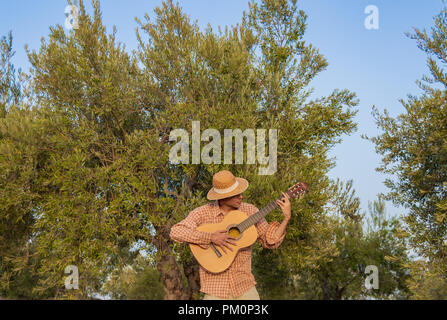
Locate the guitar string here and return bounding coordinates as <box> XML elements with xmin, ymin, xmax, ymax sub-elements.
<box><xmin>236</xmin><ymin>187</ymin><xmax>304</xmax><ymax>232</ymax></box>
<box><xmin>237</xmin><ymin>200</ymin><xmax>279</xmax><ymax>232</ymax></box>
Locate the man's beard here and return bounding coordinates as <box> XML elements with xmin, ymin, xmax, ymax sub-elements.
<box><xmin>231</xmin><ymin>201</ymin><xmax>241</xmax><ymax>209</ymax></box>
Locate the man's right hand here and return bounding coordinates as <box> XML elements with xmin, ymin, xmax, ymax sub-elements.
<box><xmin>210</xmin><ymin>230</ymin><xmax>236</xmax><ymax>254</ymax></box>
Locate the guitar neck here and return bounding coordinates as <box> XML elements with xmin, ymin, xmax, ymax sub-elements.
<box><xmin>238</xmin><ymin>198</ymin><xmax>281</xmax><ymax>232</ymax></box>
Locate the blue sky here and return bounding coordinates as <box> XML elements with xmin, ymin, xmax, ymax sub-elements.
<box><xmin>1</xmin><ymin>0</ymin><xmax>444</xmax><ymax>218</ymax></box>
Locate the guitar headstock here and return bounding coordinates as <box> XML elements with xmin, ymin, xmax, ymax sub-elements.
<box><xmin>286</xmin><ymin>182</ymin><xmax>308</xmax><ymax>199</ymax></box>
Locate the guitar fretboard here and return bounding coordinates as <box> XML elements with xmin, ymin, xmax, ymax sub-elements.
<box><xmin>237</xmin><ymin>198</ymin><xmax>281</xmax><ymax>232</ymax></box>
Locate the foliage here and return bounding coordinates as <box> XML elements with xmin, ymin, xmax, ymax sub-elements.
<box><xmin>2</xmin><ymin>0</ymin><xmax>360</xmax><ymax>299</ymax></box>
<box><xmin>365</xmin><ymin>5</ymin><xmax>447</xmax><ymax>294</ymax></box>
<box><xmin>135</xmin><ymin>0</ymin><xmax>358</xmax><ymax>299</ymax></box>
<box><xmin>255</xmin><ymin>180</ymin><xmax>410</xmax><ymax>300</ymax></box>
<box><xmin>102</xmin><ymin>255</ymin><xmax>164</xmax><ymax>300</ymax></box>
<box><xmin>0</xmin><ymin>31</ymin><xmax>21</xmax><ymax>117</ymax></box>
<box><xmin>406</xmin><ymin>259</ymin><xmax>447</xmax><ymax>299</ymax></box>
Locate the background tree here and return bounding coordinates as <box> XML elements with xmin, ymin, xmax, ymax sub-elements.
<box><xmin>0</xmin><ymin>31</ymin><xmax>21</xmax><ymax>118</ymax></box>
<box><xmin>362</xmin><ymin>198</ymin><xmax>411</xmax><ymax>299</ymax></box>
<box><xmin>0</xmin><ymin>32</ymin><xmax>50</xmax><ymax>299</ymax></box>
<box><xmin>245</xmin><ymin>0</ymin><xmax>360</xmax><ymax>299</ymax></box>
<box><xmin>1</xmin><ymin>0</ymin><xmax>359</xmax><ymax>299</ymax></box>
<box><xmin>255</xmin><ymin>180</ymin><xmax>410</xmax><ymax>300</ymax></box>
<box><xmin>406</xmin><ymin>259</ymin><xmax>447</xmax><ymax>299</ymax></box>
<box><xmin>1</xmin><ymin>0</ymin><xmax>152</xmax><ymax>298</ymax></box>
<box><xmin>366</xmin><ymin>5</ymin><xmax>447</xmax><ymax>298</ymax></box>
<box><xmin>101</xmin><ymin>254</ymin><xmax>164</xmax><ymax>300</ymax></box>
<box><xmin>135</xmin><ymin>0</ymin><xmax>358</xmax><ymax>299</ymax></box>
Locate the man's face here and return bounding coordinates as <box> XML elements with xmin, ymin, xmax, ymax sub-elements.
<box><xmin>219</xmin><ymin>193</ymin><xmax>243</xmax><ymax>209</ymax></box>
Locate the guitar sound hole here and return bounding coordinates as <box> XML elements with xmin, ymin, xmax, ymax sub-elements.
<box><xmin>228</xmin><ymin>227</ymin><xmax>240</xmax><ymax>239</ymax></box>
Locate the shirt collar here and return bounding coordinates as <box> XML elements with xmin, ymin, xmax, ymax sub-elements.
<box><xmin>211</xmin><ymin>200</ymin><xmax>225</xmax><ymax>217</ymax></box>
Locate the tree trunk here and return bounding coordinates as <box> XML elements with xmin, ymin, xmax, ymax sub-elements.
<box><xmin>321</xmin><ymin>275</ymin><xmax>330</xmax><ymax>300</ymax></box>
<box><xmin>335</xmin><ymin>287</ymin><xmax>345</xmax><ymax>300</ymax></box>
<box><xmin>156</xmin><ymin>236</ymin><xmax>188</xmax><ymax>300</ymax></box>
<box><xmin>183</xmin><ymin>259</ymin><xmax>201</xmax><ymax>300</ymax></box>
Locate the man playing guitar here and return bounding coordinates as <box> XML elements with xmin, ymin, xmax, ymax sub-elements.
<box><xmin>170</xmin><ymin>170</ymin><xmax>292</xmax><ymax>300</ymax></box>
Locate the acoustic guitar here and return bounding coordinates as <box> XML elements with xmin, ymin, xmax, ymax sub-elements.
<box><xmin>189</xmin><ymin>182</ymin><xmax>308</xmax><ymax>273</ymax></box>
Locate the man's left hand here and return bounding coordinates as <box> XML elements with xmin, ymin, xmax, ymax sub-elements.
<box><xmin>276</xmin><ymin>192</ymin><xmax>291</xmax><ymax>221</ymax></box>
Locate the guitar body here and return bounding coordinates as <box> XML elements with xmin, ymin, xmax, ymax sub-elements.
<box><xmin>189</xmin><ymin>209</ymin><xmax>258</xmax><ymax>274</ymax></box>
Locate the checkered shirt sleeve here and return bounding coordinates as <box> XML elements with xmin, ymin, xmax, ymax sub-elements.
<box><xmin>169</xmin><ymin>208</ymin><xmax>213</xmax><ymax>246</ymax></box>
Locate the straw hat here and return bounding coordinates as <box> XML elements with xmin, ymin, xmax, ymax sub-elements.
<box><xmin>207</xmin><ymin>170</ymin><xmax>249</xmax><ymax>200</ymax></box>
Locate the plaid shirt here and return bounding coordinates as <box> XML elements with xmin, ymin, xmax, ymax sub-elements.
<box><xmin>170</xmin><ymin>201</ymin><xmax>286</xmax><ymax>299</ymax></box>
